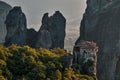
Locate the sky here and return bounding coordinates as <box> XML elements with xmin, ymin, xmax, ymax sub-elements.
<box><xmin>2</xmin><ymin>0</ymin><xmax>87</xmax><ymax>31</ymax></box>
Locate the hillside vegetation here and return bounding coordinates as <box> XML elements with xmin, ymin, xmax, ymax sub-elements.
<box><xmin>0</xmin><ymin>44</ymin><xmax>97</xmax><ymax>80</ymax></box>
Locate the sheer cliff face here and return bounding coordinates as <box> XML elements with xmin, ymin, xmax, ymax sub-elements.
<box><xmin>76</xmin><ymin>0</ymin><xmax>120</xmax><ymax>80</ymax></box>
<box><xmin>5</xmin><ymin>7</ymin><xmax>27</xmax><ymax>46</ymax></box>
<box><xmin>0</xmin><ymin>1</ymin><xmax>12</xmax><ymax>43</ymax></box>
<box><xmin>87</xmin><ymin>0</ymin><xmax>115</xmax><ymax>11</ymax></box>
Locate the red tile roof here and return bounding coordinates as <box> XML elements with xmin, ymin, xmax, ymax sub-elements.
<box><xmin>74</xmin><ymin>40</ymin><xmax>98</xmax><ymax>51</ymax></box>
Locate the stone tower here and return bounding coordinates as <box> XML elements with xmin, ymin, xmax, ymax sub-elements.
<box><xmin>73</xmin><ymin>40</ymin><xmax>98</xmax><ymax>75</ymax></box>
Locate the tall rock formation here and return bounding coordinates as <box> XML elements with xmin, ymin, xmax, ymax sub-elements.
<box><xmin>0</xmin><ymin>1</ymin><xmax>12</xmax><ymax>44</ymax></box>
<box><xmin>76</xmin><ymin>0</ymin><xmax>120</xmax><ymax>80</ymax></box>
<box><xmin>5</xmin><ymin>7</ymin><xmax>27</xmax><ymax>46</ymax></box>
<box><xmin>49</xmin><ymin>11</ymin><xmax>66</xmax><ymax>49</ymax></box>
<box><xmin>4</xmin><ymin>9</ymin><xmax>66</xmax><ymax>49</ymax></box>
<box><xmin>36</xmin><ymin>11</ymin><xmax>66</xmax><ymax>49</ymax></box>
<box><xmin>35</xmin><ymin>13</ymin><xmax>52</xmax><ymax>49</ymax></box>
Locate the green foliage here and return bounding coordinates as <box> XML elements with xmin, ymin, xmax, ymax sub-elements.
<box><xmin>63</xmin><ymin>68</ymin><xmax>73</xmax><ymax>80</ymax></box>
<box><xmin>79</xmin><ymin>75</ymin><xmax>97</xmax><ymax>80</ymax></box>
<box><xmin>0</xmin><ymin>44</ymin><xmax>98</xmax><ymax>80</ymax></box>
<box><xmin>51</xmin><ymin>48</ymin><xmax>67</xmax><ymax>56</ymax></box>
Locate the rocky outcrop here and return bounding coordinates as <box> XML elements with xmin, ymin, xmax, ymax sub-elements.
<box><xmin>49</xmin><ymin>11</ymin><xmax>66</xmax><ymax>49</ymax></box>
<box><xmin>4</xmin><ymin>7</ymin><xmax>66</xmax><ymax>49</ymax></box>
<box><xmin>4</xmin><ymin>7</ymin><xmax>27</xmax><ymax>46</ymax></box>
<box><xmin>0</xmin><ymin>1</ymin><xmax>12</xmax><ymax>44</ymax></box>
<box><xmin>76</xmin><ymin>0</ymin><xmax>120</xmax><ymax>80</ymax></box>
<box><xmin>27</xmin><ymin>28</ymin><xmax>37</xmax><ymax>47</ymax></box>
<box><xmin>36</xmin><ymin>11</ymin><xmax>66</xmax><ymax>49</ymax></box>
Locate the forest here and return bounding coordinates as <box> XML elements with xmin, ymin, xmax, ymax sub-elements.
<box><xmin>0</xmin><ymin>44</ymin><xmax>97</xmax><ymax>80</ymax></box>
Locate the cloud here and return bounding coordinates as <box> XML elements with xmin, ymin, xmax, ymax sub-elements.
<box><xmin>67</xmin><ymin>18</ymin><xmax>80</xmax><ymax>27</ymax></box>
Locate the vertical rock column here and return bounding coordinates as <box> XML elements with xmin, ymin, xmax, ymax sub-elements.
<box><xmin>49</xmin><ymin>11</ymin><xmax>66</xmax><ymax>49</ymax></box>
<box><xmin>5</xmin><ymin>7</ymin><xmax>27</xmax><ymax>46</ymax></box>
<box><xmin>36</xmin><ymin>11</ymin><xmax>66</xmax><ymax>49</ymax></box>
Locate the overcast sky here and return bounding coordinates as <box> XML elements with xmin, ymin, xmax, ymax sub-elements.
<box><xmin>2</xmin><ymin>0</ymin><xmax>86</xmax><ymax>31</ymax></box>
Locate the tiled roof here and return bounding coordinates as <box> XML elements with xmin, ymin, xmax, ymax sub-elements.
<box><xmin>74</xmin><ymin>40</ymin><xmax>98</xmax><ymax>49</ymax></box>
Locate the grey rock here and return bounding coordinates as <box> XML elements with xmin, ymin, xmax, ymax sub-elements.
<box><xmin>76</xmin><ymin>0</ymin><xmax>120</xmax><ymax>80</ymax></box>
<box><xmin>27</xmin><ymin>28</ymin><xmax>37</xmax><ymax>47</ymax></box>
<box><xmin>36</xmin><ymin>29</ymin><xmax>52</xmax><ymax>49</ymax></box>
<box><xmin>42</xmin><ymin>13</ymin><xmax>49</xmax><ymax>26</ymax></box>
<box><xmin>4</xmin><ymin>9</ymin><xmax>66</xmax><ymax>49</ymax></box>
<box><xmin>49</xmin><ymin>11</ymin><xmax>66</xmax><ymax>49</ymax></box>
<box><xmin>5</xmin><ymin>7</ymin><xmax>27</xmax><ymax>46</ymax></box>
<box><xmin>36</xmin><ymin>11</ymin><xmax>66</xmax><ymax>49</ymax></box>
<box><xmin>35</xmin><ymin>13</ymin><xmax>52</xmax><ymax>49</ymax></box>
<box><xmin>0</xmin><ymin>1</ymin><xmax>12</xmax><ymax>43</ymax></box>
